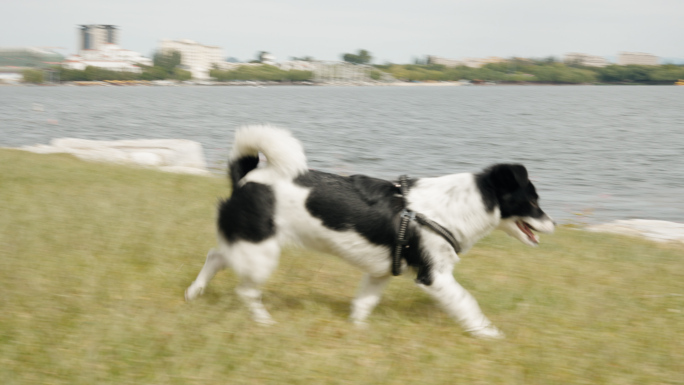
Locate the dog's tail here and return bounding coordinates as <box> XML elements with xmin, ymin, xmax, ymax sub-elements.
<box><xmin>228</xmin><ymin>125</ymin><xmax>308</xmax><ymax>187</ymax></box>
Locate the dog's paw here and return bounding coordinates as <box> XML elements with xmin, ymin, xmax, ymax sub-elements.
<box><xmin>469</xmin><ymin>325</ymin><xmax>505</xmax><ymax>339</ymax></box>
<box><xmin>184</xmin><ymin>283</ymin><xmax>204</xmax><ymax>302</ymax></box>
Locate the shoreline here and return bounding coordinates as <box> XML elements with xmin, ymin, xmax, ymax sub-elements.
<box><xmin>3</xmin><ymin>80</ymin><xmax>682</xmax><ymax>87</ymax></box>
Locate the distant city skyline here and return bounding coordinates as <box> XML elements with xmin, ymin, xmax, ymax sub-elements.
<box><xmin>1</xmin><ymin>0</ymin><xmax>682</xmax><ymax>64</ymax></box>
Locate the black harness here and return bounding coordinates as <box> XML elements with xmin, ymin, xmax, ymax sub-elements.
<box><xmin>392</xmin><ymin>175</ymin><xmax>462</xmax><ymax>276</ymax></box>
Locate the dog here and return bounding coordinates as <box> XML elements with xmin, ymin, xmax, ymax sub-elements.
<box><xmin>185</xmin><ymin>125</ymin><xmax>555</xmax><ymax>338</ymax></box>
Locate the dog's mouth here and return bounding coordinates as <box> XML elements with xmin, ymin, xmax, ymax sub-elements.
<box><xmin>516</xmin><ymin>220</ymin><xmax>538</xmax><ymax>244</ymax></box>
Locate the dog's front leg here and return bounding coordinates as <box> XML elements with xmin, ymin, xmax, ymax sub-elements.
<box><xmin>185</xmin><ymin>248</ymin><xmax>226</xmax><ymax>301</ymax></box>
<box><xmin>419</xmin><ymin>272</ymin><xmax>504</xmax><ymax>339</ymax></box>
<box><xmin>350</xmin><ymin>274</ymin><xmax>391</xmax><ymax>326</ymax></box>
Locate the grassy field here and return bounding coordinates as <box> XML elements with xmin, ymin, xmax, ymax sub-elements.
<box><xmin>1</xmin><ymin>149</ymin><xmax>682</xmax><ymax>385</ymax></box>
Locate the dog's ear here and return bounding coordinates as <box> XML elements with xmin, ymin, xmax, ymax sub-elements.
<box><xmin>488</xmin><ymin>164</ymin><xmax>529</xmax><ymax>192</ymax></box>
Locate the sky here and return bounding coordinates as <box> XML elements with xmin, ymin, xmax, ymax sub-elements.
<box><xmin>1</xmin><ymin>0</ymin><xmax>683</xmax><ymax>63</ymax></box>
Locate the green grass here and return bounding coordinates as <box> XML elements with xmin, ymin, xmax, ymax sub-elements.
<box><xmin>1</xmin><ymin>149</ymin><xmax>683</xmax><ymax>385</ymax></box>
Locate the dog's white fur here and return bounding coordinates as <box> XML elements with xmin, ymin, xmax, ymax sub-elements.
<box><xmin>186</xmin><ymin>125</ymin><xmax>554</xmax><ymax>338</ymax></box>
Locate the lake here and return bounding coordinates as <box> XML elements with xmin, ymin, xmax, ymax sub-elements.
<box><xmin>1</xmin><ymin>85</ymin><xmax>683</xmax><ymax>224</ymax></box>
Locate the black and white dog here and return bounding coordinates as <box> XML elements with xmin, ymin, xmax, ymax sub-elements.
<box><xmin>185</xmin><ymin>126</ymin><xmax>555</xmax><ymax>338</ymax></box>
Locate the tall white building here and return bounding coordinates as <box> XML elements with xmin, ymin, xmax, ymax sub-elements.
<box><xmin>79</xmin><ymin>25</ymin><xmax>118</xmax><ymax>51</ymax></box>
<box><xmin>618</xmin><ymin>52</ymin><xmax>659</xmax><ymax>66</ymax></box>
<box><xmin>563</xmin><ymin>53</ymin><xmax>608</xmax><ymax>67</ymax></box>
<box><xmin>159</xmin><ymin>39</ymin><xmax>225</xmax><ymax>80</ymax></box>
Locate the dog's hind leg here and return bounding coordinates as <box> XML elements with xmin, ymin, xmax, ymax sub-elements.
<box><xmin>185</xmin><ymin>247</ymin><xmax>226</xmax><ymax>301</ymax></box>
<box><xmin>350</xmin><ymin>274</ymin><xmax>391</xmax><ymax>326</ymax></box>
<box><xmin>231</xmin><ymin>238</ymin><xmax>281</xmax><ymax>325</ymax></box>
<box><xmin>419</xmin><ymin>271</ymin><xmax>504</xmax><ymax>339</ymax></box>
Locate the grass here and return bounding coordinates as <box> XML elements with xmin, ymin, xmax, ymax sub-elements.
<box><xmin>1</xmin><ymin>149</ymin><xmax>683</xmax><ymax>385</ymax></box>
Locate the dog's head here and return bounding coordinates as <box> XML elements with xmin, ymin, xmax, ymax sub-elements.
<box><xmin>479</xmin><ymin>164</ymin><xmax>555</xmax><ymax>246</ymax></box>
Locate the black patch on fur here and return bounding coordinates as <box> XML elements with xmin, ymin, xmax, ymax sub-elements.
<box><xmin>218</xmin><ymin>182</ymin><xmax>276</xmax><ymax>243</ymax></box>
<box><xmin>295</xmin><ymin>171</ymin><xmax>433</xmax><ymax>284</ymax></box>
<box><xmin>229</xmin><ymin>155</ymin><xmax>260</xmax><ymax>189</ymax></box>
<box><xmin>475</xmin><ymin>164</ymin><xmax>547</xmax><ymax>219</ymax></box>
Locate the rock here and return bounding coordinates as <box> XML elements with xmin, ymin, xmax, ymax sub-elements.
<box><xmin>586</xmin><ymin>219</ymin><xmax>684</xmax><ymax>244</ymax></box>
<box><xmin>18</xmin><ymin>138</ymin><xmax>212</xmax><ymax>176</ymax></box>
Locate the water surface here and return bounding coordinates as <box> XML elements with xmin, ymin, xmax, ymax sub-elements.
<box><xmin>2</xmin><ymin>85</ymin><xmax>682</xmax><ymax>223</ymax></box>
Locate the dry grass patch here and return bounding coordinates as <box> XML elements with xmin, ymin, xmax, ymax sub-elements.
<box><xmin>1</xmin><ymin>149</ymin><xmax>682</xmax><ymax>384</ymax></box>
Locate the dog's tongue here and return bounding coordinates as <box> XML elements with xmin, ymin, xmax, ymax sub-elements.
<box><xmin>517</xmin><ymin>221</ymin><xmax>538</xmax><ymax>243</ymax></box>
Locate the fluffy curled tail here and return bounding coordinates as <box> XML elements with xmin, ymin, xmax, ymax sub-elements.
<box><xmin>228</xmin><ymin>125</ymin><xmax>308</xmax><ymax>187</ymax></box>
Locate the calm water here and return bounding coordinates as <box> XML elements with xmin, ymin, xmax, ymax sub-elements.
<box><xmin>1</xmin><ymin>85</ymin><xmax>683</xmax><ymax>224</ymax></box>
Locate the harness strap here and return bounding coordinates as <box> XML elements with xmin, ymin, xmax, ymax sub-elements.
<box><xmin>392</xmin><ymin>175</ymin><xmax>461</xmax><ymax>276</ymax></box>
<box><xmin>414</xmin><ymin>213</ymin><xmax>462</xmax><ymax>254</ymax></box>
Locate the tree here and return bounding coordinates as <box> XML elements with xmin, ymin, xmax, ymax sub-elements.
<box><xmin>648</xmin><ymin>65</ymin><xmax>684</xmax><ymax>83</ymax></box>
<box><xmin>22</xmin><ymin>69</ymin><xmax>44</xmax><ymax>84</ymax></box>
<box><xmin>172</xmin><ymin>68</ymin><xmax>192</xmax><ymax>81</ymax></box>
<box><xmin>59</xmin><ymin>68</ymin><xmax>86</xmax><ymax>82</ymax></box>
<box><xmin>209</xmin><ymin>65</ymin><xmax>313</xmax><ymax>82</ymax></box>
<box><xmin>141</xmin><ymin>66</ymin><xmax>169</xmax><ymax>80</ymax></box>
<box><xmin>153</xmin><ymin>50</ymin><xmax>182</xmax><ymax>72</ymax></box>
<box><xmin>286</xmin><ymin>70</ymin><xmax>313</xmax><ymax>82</ymax></box>
<box><xmin>342</xmin><ymin>49</ymin><xmax>372</xmax><ymax>65</ymax></box>
<box><xmin>597</xmin><ymin>65</ymin><xmax>627</xmax><ymax>82</ymax></box>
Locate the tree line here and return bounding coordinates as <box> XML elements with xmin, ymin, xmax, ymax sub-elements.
<box><xmin>209</xmin><ymin>65</ymin><xmax>313</xmax><ymax>82</ymax></box>
<box><xmin>21</xmin><ymin>48</ymin><xmax>684</xmax><ymax>84</ymax></box>
<box><xmin>378</xmin><ymin>59</ymin><xmax>684</xmax><ymax>84</ymax></box>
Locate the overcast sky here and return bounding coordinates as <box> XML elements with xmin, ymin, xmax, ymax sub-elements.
<box><xmin>1</xmin><ymin>0</ymin><xmax>682</xmax><ymax>63</ymax></box>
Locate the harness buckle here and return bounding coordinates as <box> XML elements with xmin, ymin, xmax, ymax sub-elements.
<box><xmin>400</xmin><ymin>209</ymin><xmax>416</xmax><ymax>221</ymax></box>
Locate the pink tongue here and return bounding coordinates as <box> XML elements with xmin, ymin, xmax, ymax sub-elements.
<box><xmin>517</xmin><ymin>221</ymin><xmax>536</xmax><ymax>240</ymax></box>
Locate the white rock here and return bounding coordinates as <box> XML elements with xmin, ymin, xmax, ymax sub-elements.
<box><xmin>129</xmin><ymin>151</ymin><xmax>163</xmax><ymax>166</ymax></box>
<box><xmin>18</xmin><ymin>138</ymin><xmax>210</xmax><ymax>176</ymax></box>
<box><xmin>586</xmin><ymin>219</ymin><xmax>684</xmax><ymax>244</ymax></box>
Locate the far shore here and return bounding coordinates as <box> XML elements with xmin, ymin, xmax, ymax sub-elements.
<box><xmin>2</xmin><ymin>80</ymin><xmax>682</xmax><ymax>87</ymax></box>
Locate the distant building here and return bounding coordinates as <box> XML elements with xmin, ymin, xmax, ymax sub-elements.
<box><xmin>63</xmin><ymin>25</ymin><xmax>151</xmax><ymax>73</ymax></box>
<box><xmin>159</xmin><ymin>39</ymin><xmax>225</xmax><ymax>80</ymax></box>
<box><xmin>212</xmin><ymin>59</ymin><xmax>393</xmax><ymax>83</ymax></box>
<box><xmin>618</xmin><ymin>52</ymin><xmax>659</xmax><ymax>66</ymax></box>
<box><xmin>311</xmin><ymin>61</ymin><xmax>395</xmax><ymax>83</ymax></box>
<box><xmin>278</xmin><ymin>60</ymin><xmax>316</xmax><ymax>71</ymax></box>
<box><xmin>563</xmin><ymin>53</ymin><xmax>608</xmax><ymax>67</ymax></box>
<box><xmin>63</xmin><ymin>43</ymin><xmax>152</xmax><ymax>73</ymax></box>
<box><xmin>427</xmin><ymin>55</ymin><xmax>506</xmax><ymax>68</ymax></box>
<box><xmin>427</xmin><ymin>56</ymin><xmax>462</xmax><ymax>67</ymax></box>
<box><xmin>79</xmin><ymin>25</ymin><xmax>118</xmax><ymax>51</ymax></box>
<box><xmin>462</xmin><ymin>57</ymin><xmax>506</xmax><ymax>68</ymax></box>
<box><xmin>213</xmin><ymin>60</ymin><xmax>314</xmax><ymax>73</ymax></box>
